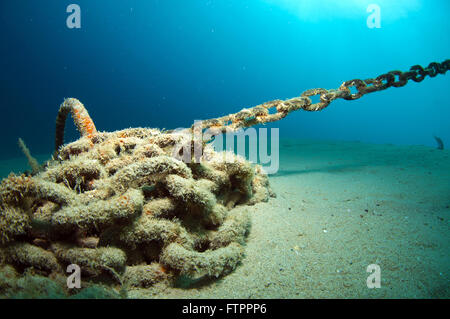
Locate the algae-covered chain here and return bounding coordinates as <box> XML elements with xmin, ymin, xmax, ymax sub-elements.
<box><xmin>198</xmin><ymin>59</ymin><xmax>450</xmax><ymax>136</ymax></box>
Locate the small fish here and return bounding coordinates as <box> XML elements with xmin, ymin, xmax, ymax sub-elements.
<box><xmin>433</xmin><ymin>135</ymin><xmax>444</xmax><ymax>150</ymax></box>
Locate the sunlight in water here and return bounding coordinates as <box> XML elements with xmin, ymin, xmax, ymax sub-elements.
<box><xmin>263</xmin><ymin>0</ymin><xmax>422</xmax><ymax>22</ymax></box>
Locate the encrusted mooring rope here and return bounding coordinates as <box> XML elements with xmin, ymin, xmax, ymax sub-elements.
<box><xmin>197</xmin><ymin>59</ymin><xmax>450</xmax><ymax>135</ymax></box>
<box><xmin>54</xmin><ymin>98</ymin><xmax>97</xmax><ymax>158</ymax></box>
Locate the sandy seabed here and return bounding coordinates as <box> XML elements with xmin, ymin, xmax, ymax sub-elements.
<box><xmin>1</xmin><ymin>139</ymin><xmax>449</xmax><ymax>298</ymax></box>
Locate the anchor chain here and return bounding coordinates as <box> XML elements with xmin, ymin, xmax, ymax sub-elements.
<box><xmin>198</xmin><ymin>59</ymin><xmax>450</xmax><ymax>134</ymax></box>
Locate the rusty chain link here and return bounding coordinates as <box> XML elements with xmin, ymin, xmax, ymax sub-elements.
<box><xmin>197</xmin><ymin>59</ymin><xmax>450</xmax><ymax>135</ymax></box>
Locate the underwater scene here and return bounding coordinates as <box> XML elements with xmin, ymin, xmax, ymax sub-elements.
<box><xmin>0</xmin><ymin>0</ymin><xmax>449</xmax><ymax>300</ymax></box>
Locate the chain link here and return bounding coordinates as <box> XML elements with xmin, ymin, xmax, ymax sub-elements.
<box><xmin>198</xmin><ymin>59</ymin><xmax>450</xmax><ymax>135</ymax></box>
